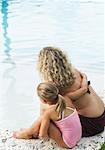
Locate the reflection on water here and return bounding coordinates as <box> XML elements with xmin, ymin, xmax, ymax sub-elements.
<box><xmin>1</xmin><ymin>0</ymin><xmax>12</xmax><ymax>63</ymax></box>
<box><xmin>0</xmin><ymin>0</ymin><xmax>104</xmax><ymax>129</ymax></box>
<box><xmin>1</xmin><ymin>0</ymin><xmax>16</xmax><ymax>99</ymax></box>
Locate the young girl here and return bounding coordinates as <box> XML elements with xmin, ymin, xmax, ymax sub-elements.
<box><xmin>38</xmin><ymin>46</ymin><xmax>105</xmax><ymax>137</ymax></box>
<box><xmin>13</xmin><ymin>83</ymin><xmax>82</xmax><ymax>148</ymax></box>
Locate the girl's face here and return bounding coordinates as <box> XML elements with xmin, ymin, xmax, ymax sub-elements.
<box><xmin>40</xmin><ymin>98</ymin><xmax>46</xmax><ymax>104</ymax></box>
<box><xmin>40</xmin><ymin>98</ymin><xmax>52</xmax><ymax>105</ymax></box>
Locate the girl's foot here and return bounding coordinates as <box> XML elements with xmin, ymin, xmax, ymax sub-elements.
<box><xmin>13</xmin><ymin>130</ymin><xmax>32</xmax><ymax>139</ymax></box>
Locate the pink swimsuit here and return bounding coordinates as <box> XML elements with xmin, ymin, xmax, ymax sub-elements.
<box><xmin>54</xmin><ymin>108</ymin><xmax>82</xmax><ymax>148</ymax></box>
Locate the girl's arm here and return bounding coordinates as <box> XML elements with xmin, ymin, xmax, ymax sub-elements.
<box><xmin>40</xmin><ymin>102</ymin><xmax>49</xmax><ymax>115</ymax></box>
<box><xmin>39</xmin><ymin>110</ymin><xmax>51</xmax><ymax>138</ymax></box>
<box><xmin>39</xmin><ymin>108</ymin><xmax>58</xmax><ymax>138</ymax></box>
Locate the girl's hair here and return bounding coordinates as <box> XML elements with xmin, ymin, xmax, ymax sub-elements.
<box><xmin>37</xmin><ymin>82</ymin><xmax>66</xmax><ymax>115</ymax></box>
<box><xmin>38</xmin><ymin>46</ymin><xmax>75</xmax><ymax>94</ymax></box>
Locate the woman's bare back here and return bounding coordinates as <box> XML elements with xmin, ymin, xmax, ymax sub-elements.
<box><xmin>64</xmin><ymin>68</ymin><xmax>105</xmax><ymax>118</ymax></box>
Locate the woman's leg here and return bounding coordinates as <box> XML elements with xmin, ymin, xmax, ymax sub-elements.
<box><xmin>48</xmin><ymin>122</ymin><xmax>68</xmax><ymax>148</ymax></box>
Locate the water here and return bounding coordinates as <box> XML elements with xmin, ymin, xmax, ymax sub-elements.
<box><xmin>0</xmin><ymin>0</ymin><xmax>104</xmax><ymax>129</ymax></box>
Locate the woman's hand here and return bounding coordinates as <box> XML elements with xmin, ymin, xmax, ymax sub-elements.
<box><xmin>80</xmin><ymin>72</ymin><xmax>91</xmax><ymax>94</ymax></box>
<box><xmin>80</xmin><ymin>73</ymin><xmax>88</xmax><ymax>89</ymax></box>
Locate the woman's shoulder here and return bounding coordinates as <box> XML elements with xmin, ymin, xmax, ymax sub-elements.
<box><xmin>72</xmin><ymin>66</ymin><xmax>81</xmax><ymax>76</ymax></box>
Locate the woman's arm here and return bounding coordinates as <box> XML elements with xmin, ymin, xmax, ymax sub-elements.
<box><xmin>80</xmin><ymin>73</ymin><xmax>90</xmax><ymax>94</ymax></box>
<box><xmin>80</xmin><ymin>73</ymin><xmax>88</xmax><ymax>88</ymax></box>
<box><xmin>66</xmin><ymin>73</ymin><xmax>89</xmax><ymax>101</ymax></box>
<box><xmin>66</xmin><ymin>87</ymin><xmax>88</xmax><ymax>101</ymax></box>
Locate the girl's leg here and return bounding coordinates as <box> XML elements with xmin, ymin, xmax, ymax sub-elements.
<box><xmin>48</xmin><ymin>122</ymin><xmax>69</xmax><ymax>148</ymax></box>
<box><xmin>13</xmin><ymin>117</ymin><xmax>42</xmax><ymax>139</ymax></box>
<box><xmin>29</xmin><ymin>117</ymin><xmax>41</xmax><ymax>138</ymax></box>
<box><xmin>36</xmin><ymin>116</ymin><xmax>68</xmax><ymax>148</ymax></box>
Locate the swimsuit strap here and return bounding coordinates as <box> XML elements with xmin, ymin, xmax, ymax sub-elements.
<box><xmin>61</xmin><ymin>110</ymin><xmax>65</xmax><ymax>119</ymax></box>
<box><xmin>66</xmin><ymin>106</ymin><xmax>75</xmax><ymax>111</ymax></box>
<box><xmin>61</xmin><ymin>107</ymin><xmax>75</xmax><ymax>119</ymax></box>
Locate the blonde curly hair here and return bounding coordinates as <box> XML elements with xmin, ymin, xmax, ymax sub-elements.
<box><xmin>37</xmin><ymin>46</ymin><xmax>75</xmax><ymax>94</ymax></box>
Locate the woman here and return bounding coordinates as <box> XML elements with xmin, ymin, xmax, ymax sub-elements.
<box><xmin>37</xmin><ymin>46</ymin><xmax>105</xmax><ymax>137</ymax></box>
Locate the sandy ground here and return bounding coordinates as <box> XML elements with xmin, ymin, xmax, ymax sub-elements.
<box><xmin>0</xmin><ymin>129</ymin><xmax>105</xmax><ymax>150</ymax></box>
